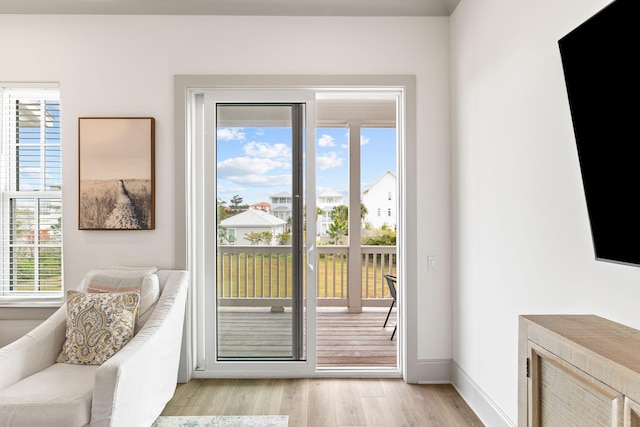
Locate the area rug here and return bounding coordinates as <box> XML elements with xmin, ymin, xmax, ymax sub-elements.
<box><xmin>151</xmin><ymin>415</ymin><xmax>288</xmax><ymax>427</ymax></box>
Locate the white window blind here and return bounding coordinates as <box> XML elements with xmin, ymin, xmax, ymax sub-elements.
<box><xmin>1</xmin><ymin>85</ymin><xmax>62</xmax><ymax>299</ymax></box>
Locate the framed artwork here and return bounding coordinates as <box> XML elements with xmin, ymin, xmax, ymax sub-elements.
<box><xmin>78</xmin><ymin>117</ymin><xmax>155</xmax><ymax>230</ymax></box>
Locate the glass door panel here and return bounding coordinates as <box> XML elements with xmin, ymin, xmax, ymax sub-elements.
<box><xmin>215</xmin><ymin>104</ymin><xmax>305</xmax><ymax>360</ymax></box>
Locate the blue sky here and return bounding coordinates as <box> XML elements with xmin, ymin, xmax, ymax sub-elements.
<box><xmin>216</xmin><ymin>126</ymin><xmax>396</xmax><ymax>206</ymax></box>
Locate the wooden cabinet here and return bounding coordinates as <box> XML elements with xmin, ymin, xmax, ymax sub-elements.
<box><xmin>519</xmin><ymin>315</ymin><xmax>640</xmax><ymax>427</ymax></box>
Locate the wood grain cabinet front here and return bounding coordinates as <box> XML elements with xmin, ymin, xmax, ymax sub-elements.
<box><xmin>625</xmin><ymin>396</ymin><xmax>640</xmax><ymax>427</ymax></box>
<box><xmin>519</xmin><ymin>315</ymin><xmax>640</xmax><ymax>427</ymax></box>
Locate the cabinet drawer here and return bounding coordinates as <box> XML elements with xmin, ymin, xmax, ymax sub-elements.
<box><xmin>529</xmin><ymin>342</ymin><xmax>623</xmax><ymax>427</ymax></box>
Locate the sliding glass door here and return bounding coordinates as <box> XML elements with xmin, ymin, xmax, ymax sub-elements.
<box><xmin>198</xmin><ymin>90</ymin><xmax>316</xmax><ymax>374</ymax></box>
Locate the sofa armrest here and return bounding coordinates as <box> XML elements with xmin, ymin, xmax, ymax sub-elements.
<box><xmin>89</xmin><ymin>270</ymin><xmax>189</xmax><ymax>427</ymax></box>
<box><xmin>0</xmin><ymin>306</ymin><xmax>67</xmax><ymax>389</ymax></box>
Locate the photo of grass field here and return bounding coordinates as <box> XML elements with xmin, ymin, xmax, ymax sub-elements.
<box><xmin>79</xmin><ymin>179</ymin><xmax>152</xmax><ymax>229</ymax></box>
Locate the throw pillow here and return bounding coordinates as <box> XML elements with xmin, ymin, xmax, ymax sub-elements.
<box><xmin>84</xmin><ymin>269</ymin><xmax>160</xmax><ymax>321</ymax></box>
<box><xmin>57</xmin><ymin>290</ymin><xmax>140</xmax><ymax>365</ymax></box>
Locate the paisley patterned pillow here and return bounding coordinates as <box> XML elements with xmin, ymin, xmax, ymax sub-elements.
<box><xmin>57</xmin><ymin>290</ymin><xmax>140</xmax><ymax>365</ymax></box>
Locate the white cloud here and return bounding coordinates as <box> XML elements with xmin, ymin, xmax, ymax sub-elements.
<box><xmin>361</xmin><ymin>136</ymin><xmax>370</xmax><ymax>145</ymax></box>
<box><xmin>217</xmin><ymin>128</ymin><xmax>246</xmax><ymax>141</ymax></box>
<box><xmin>318</xmin><ymin>134</ymin><xmax>336</xmax><ymax>147</ymax></box>
<box><xmin>244</xmin><ymin>141</ymin><xmax>291</xmax><ymax>159</ymax></box>
<box><xmin>316</xmin><ymin>151</ymin><xmax>343</xmax><ymax>171</ymax></box>
<box><xmin>226</xmin><ymin>174</ymin><xmax>291</xmax><ymax>186</ymax></box>
<box><xmin>217</xmin><ymin>156</ymin><xmax>289</xmax><ymax>177</ymax></box>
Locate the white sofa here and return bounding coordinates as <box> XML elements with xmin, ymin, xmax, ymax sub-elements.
<box><xmin>0</xmin><ymin>269</ymin><xmax>189</xmax><ymax>427</ymax></box>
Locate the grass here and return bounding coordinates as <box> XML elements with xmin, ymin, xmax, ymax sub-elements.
<box><xmin>217</xmin><ymin>253</ymin><xmax>395</xmax><ymax>299</ymax></box>
<box><xmin>12</xmin><ymin>276</ymin><xmax>63</xmax><ymax>293</ymax></box>
<box><xmin>79</xmin><ymin>179</ymin><xmax>152</xmax><ymax>229</ymax></box>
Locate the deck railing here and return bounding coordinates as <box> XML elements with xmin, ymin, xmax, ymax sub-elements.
<box><xmin>217</xmin><ymin>245</ymin><xmax>396</xmax><ymax>309</ymax></box>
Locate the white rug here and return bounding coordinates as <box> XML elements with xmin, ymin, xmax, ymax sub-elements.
<box><xmin>152</xmin><ymin>416</ymin><xmax>288</xmax><ymax>427</ymax></box>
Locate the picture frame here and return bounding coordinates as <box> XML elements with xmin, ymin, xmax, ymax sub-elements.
<box><xmin>78</xmin><ymin>117</ymin><xmax>155</xmax><ymax>230</ymax></box>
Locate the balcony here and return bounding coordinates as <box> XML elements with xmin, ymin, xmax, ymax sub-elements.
<box><xmin>216</xmin><ymin>245</ymin><xmax>397</xmax><ymax>367</ymax></box>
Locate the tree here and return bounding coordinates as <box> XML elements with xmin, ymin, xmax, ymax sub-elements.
<box><xmin>217</xmin><ymin>198</ymin><xmax>232</xmax><ymax>223</ymax></box>
<box><xmin>260</xmin><ymin>231</ymin><xmax>273</xmax><ymax>244</ymax></box>
<box><xmin>330</xmin><ymin>205</ymin><xmax>348</xmax><ymax>223</ymax></box>
<box><xmin>245</xmin><ymin>232</ymin><xmax>263</xmax><ymax>245</ymax></box>
<box><xmin>327</xmin><ymin>219</ymin><xmax>348</xmax><ymax>245</ymax></box>
<box><xmin>276</xmin><ymin>231</ymin><xmax>291</xmax><ymax>245</ymax></box>
<box><xmin>325</xmin><ymin>203</ymin><xmax>371</xmax><ymax>244</ymax></box>
<box><xmin>245</xmin><ymin>231</ymin><xmax>273</xmax><ymax>245</ymax></box>
<box><xmin>330</xmin><ymin>204</ymin><xmax>368</xmax><ymax>224</ymax></box>
<box><xmin>229</xmin><ymin>194</ymin><xmax>248</xmax><ymax>215</ymax></box>
<box><xmin>359</xmin><ymin>202</ymin><xmax>368</xmax><ymax>221</ymax></box>
<box><xmin>217</xmin><ymin>227</ymin><xmax>233</xmax><ymax>245</ymax></box>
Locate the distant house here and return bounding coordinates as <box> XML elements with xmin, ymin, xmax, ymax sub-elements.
<box><xmin>219</xmin><ymin>208</ymin><xmax>287</xmax><ymax>245</ymax></box>
<box><xmin>250</xmin><ymin>201</ymin><xmax>271</xmax><ymax>213</ymax></box>
<box><xmin>362</xmin><ymin>170</ymin><xmax>397</xmax><ymax>230</ymax></box>
<box><xmin>316</xmin><ymin>190</ymin><xmax>345</xmax><ymax>236</ymax></box>
<box><xmin>270</xmin><ymin>191</ymin><xmax>292</xmax><ymax>223</ymax></box>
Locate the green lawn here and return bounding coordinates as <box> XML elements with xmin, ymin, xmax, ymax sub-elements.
<box><xmin>217</xmin><ymin>253</ymin><xmax>395</xmax><ymax>299</ymax></box>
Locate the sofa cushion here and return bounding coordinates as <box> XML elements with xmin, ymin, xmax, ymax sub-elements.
<box><xmin>57</xmin><ymin>290</ymin><xmax>140</xmax><ymax>365</ymax></box>
<box><xmin>0</xmin><ymin>363</ymin><xmax>99</xmax><ymax>427</ymax></box>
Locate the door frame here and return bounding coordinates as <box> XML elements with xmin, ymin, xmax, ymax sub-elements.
<box><xmin>174</xmin><ymin>75</ymin><xmax>418</xmax><ymax>382</ymax></box>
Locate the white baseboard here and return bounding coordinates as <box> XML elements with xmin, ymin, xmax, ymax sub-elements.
<box><xmin>450</xmin><ymin>360</ymin><xmax>515</xmax><ymax>427</ymax></box>
<box><xmin>417</xmin><ymin>358</ymin><xmax>453</xmax><ymax>383</ymax></box>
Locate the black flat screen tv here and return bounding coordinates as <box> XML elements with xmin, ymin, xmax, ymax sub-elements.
<box><xmin>559</xmin><ymin>0</ymin><xmax>639</xmax><ymax>266</ymax></box>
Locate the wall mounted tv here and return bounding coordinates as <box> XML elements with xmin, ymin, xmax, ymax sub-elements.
<box><xmin>559</xmin><ymin>0</ymin><xmax>639</xmax><ymax>266</ymax></box>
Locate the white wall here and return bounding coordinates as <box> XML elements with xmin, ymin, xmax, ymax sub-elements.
<box><xmin>0</xmin><ymin>15</ymin><xmax>452</xmax><ymax>365</ymax></box>
<box><xmin>451</xmin><ymin>0</ymin><xmax>640</xmax><ymax>424</ymax></box>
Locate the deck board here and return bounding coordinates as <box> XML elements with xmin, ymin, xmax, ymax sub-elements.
<box><xmin>217</xmin><ymin>308</ymin><xmax>397</xmax><ymax>367</ymax></box>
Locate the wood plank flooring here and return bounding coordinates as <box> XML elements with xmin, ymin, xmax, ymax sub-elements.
<box><xmin>218</xmin><ymin>308</ymin><xmax>397</xmax><ymax>367</ymax></box>
<box><xmin>317</xmin><ymin>310</ymin><xmax>396</xmax><ymax>367</ymax></box>
<box><xmin>161</xmin><ymin>378</ymin><xmax>485</xmax><ymax>426</ymax></box>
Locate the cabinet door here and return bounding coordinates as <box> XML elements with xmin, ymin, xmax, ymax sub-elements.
<box><xmin>625</xmin><ymin>397</ymin><xmax>640</xmax><ymax>426</ymax></box>
<box><xmin>529</xmin><ymin>343</ymin><xmax>623</xmax><ymax>426</ymax></box>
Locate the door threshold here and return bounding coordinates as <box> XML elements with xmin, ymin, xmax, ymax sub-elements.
<box><xmin>315</xmin><ymin>366</ymin><xmax>402</xmax><ymax>379</ymax></box>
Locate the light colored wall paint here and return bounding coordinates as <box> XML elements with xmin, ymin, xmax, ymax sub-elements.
<box><xmin>451</xmin><ymin>0</ymin><xmax>636</xmax><ymax>423</ymax></box>
<box><xmin>0</xmin><ymin>15</ymin><xmax>451</xmax><ymax>361</ymax></box>
<box><xmin>0</xmin><ymin>307</ymin><xmax>57</xmax><ymax>347</ymax></box>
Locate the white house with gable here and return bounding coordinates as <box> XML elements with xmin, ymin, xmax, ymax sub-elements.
<box><xmin>219</xmin><ymin>208</ymin><xmax>287</xmax><ymax>245</ymax></box>
<box><xmin>362</xmin><ymin>170</ymin><xmax>397</xmax><ymax>230</ymax></box>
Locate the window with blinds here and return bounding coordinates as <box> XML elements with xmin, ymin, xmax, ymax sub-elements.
<box><xmin>0</xmin><ymin>85</ymin><xmax>62</xmax><ymax>299</ymax></box>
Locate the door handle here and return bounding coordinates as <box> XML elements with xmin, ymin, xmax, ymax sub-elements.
<box><xmin>307</xmin><ymin>244</ymin><xmax>315</xmax><ymax>271</ymax></box>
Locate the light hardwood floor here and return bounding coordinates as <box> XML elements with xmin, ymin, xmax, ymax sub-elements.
<box><xmin>161</xmin><ymin>378</ymin><xmax>484</xmax><ymax>426</ymax></box>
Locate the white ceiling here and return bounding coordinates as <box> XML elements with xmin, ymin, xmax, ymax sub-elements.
<box><xmin>0</xmin><ymin>0</ymin><xmax>461</xmax><ymax>16</ymax></box>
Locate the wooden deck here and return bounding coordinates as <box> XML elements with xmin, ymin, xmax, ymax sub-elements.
<box><xmin>218</xmin><ymin>308</ymin><xmax>397</xmax><ymax>367</ymax></box>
